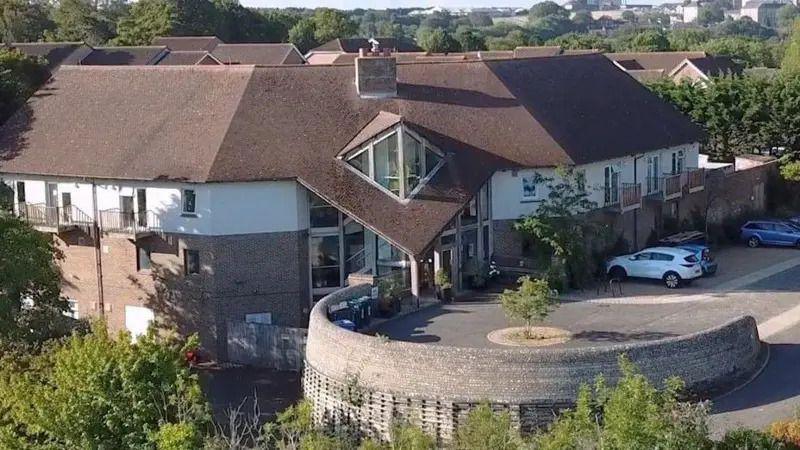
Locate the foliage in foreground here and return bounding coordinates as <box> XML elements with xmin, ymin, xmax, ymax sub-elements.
<box><xmin>0</xmin><ymin>324</ymin><xmax>209</xmax><ymax>449</ymax></box>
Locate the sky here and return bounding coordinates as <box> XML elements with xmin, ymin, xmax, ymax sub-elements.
<box><xmin>239</xmin><ymin>0</ymin><xmax>662</xmax><ymax>10</ymax></box>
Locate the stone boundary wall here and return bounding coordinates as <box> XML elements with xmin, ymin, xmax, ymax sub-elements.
<box><xmin>304</xmin><ymin>284</ymin><xmax>764</xmax><ymax>441</ymax></box>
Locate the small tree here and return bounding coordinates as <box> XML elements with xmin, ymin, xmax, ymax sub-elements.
<box><xmin>453</xmin><ymin>403</ymin><xmax>525</xmax><ymax>450</ymax></box>
<box><xmin>514</xmin><ymin>167</ymin><xmax>608</xmax><ymax>288</ymax></box>
<box><xmin>499</xmin><ymin>276</ymin><xmax>556</xmax><ymax>339</ymax></box>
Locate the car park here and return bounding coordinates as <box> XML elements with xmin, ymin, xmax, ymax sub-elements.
<box><xmin>606</xmin><ymin>247</ymin><xmax>703</xmax><ymax>289</ymax></box>
<box><xmin>740</xmin><ymin>220</ymin><xmax>800</xmax><ymax>248</ymax></box>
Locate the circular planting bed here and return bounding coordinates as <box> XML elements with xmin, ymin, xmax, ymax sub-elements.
<box><xmin>487</xmin><ymin>326</ymin><xmax>572</xmax><ymax>347</ymax></box>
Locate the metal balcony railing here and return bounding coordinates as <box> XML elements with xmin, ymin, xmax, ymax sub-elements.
<box><xmin>16</xmin><ymin>203</ymin><xmax>93</xmax><ymax>232</ymax></box>
<box><xmin>98</xmin><ymin>209</ymin><xmax>162</xmax><ymax>236</ymax></box>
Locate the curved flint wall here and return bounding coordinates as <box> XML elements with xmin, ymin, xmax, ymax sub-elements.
<box><xmin>304</xmin><ymin>284</ymin><xmax>765</xmax><ymax>442</ymax></box>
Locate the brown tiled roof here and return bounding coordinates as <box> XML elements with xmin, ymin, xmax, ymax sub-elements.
<box><xmin>626</xmin><ymin>69</ymin><xmax>666</xmax><ymax>82</ymax></box>
<box><xmin>513</xmin><ymin>46</ymin><xmax>562</xmax><ymax>58</ymax></box>
<box><xmin>211</xmin><ymin>43</ymin><xmax>305</xmax><ymax>65</ymax></box>
<box><xmin>6</xmin><ymin>42</ymin><xmax>91</xmax><ymax>71</ymax></box>
<box><xmin>81</xmin><ymin>46</ymin><xmax>168</xmax><ymax>65</ymax></box>
<box><xmin>0</xmin><ymin>55</ymin><xmax>704</xmax><ymax>255</ymax></box>
<box><xmin>152</xmin><ymin>36</ymin><xmax>222</xmax><ymax>51</ymax></box>
<box><xmin>339</xmin><ymin>111</ymin><xmax>403</xmax><ymax>156</ymax></box>
<box><xmin>311</xmin><ymin>37</ymin><xmax>423</xmax><ymax>53</ymax></box>
<box><xmin>606</xmin><ymin>51</ymin><xmax>707</xmax><ymax>72</ymax></box>
<box><xmin>156</xmin><ymin>50</ymin><xmax>219</xmax><ymax>65</ymax></box>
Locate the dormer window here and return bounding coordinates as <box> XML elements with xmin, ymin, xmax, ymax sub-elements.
<box><xmin>343</xmin><ymin>125</ymin><xmax>443</xmax><ymax>201</ymax></box>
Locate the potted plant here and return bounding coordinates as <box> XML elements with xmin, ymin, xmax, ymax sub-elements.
<box><xmin>377</xmin><ymin>278</ymin><xmax>400</xmax><ymax>317</ymax></box>
<box><xmin>435</xmin><ymin>269</ymin><xmax>453</xmax><ymax>303</ymax></box>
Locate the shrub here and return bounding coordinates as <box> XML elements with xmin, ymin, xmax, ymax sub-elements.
<box><xmin>155</xmin><ymin>422</ymin><xmax>201</xmax><ymax>450</ymax></box>
<box><xmin>453</xmin><ymin>404</ymin><xmax>525</xmax><ymax>450</ymax></box>
<box><xmin>720</xmin><ymin>428</ymin><xmax>797</xmax><ymax>449</ymax></box>
<box><xmin>359</xmin><ymin>422</ymin><xmax>436</xmax><ymax>450</ymax></box>
<box><xmin>771</xmin><ymin>420</ymin><xmax>800</xmax><ymax>447</ymax></box>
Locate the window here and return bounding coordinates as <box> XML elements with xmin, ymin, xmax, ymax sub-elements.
<box><xmin>604</xmin><ymin>165</ymin><xmax>620</xmax><ymax>205</ymax></box>
<box><xmin>343</xmin><ymin>126</ymin><xmax>443</xmax><ymax>200</ymax></box>
<box><xmin>309</xmin><ymin>193</ymin><xmax>338</xmax><ymax>228</ymax></box>
<box><xmin>137</xmin><ymin>246</ymin><xmax>151</xmax><ymax>271</ymax></box>
<box><xmin>65</xmin><ymin>299</ymin><xmax>79</xmax><ymax>319</ymax></box>
<box><xmin>15</xmin><ymin>181</ymin><xmax>25</xmax><ymax>203</ymax></box>
<box><xmin>311</xmin><ymin>235</ymin><xmax>340</xmax><ymax>288</ymax></box>
<box><xmin>522</xmin><ymin>175</ymin><xmax>537</xmax><ymax>200</ymax></box>
<box><xmin>632</xmin><ymin>252</ymin><xmax>652</xmax><ymax>261</ymax></box>
<box><xmin>460</xmin><ymin>197</ymin><xmax>478</xmax><ymax>227</ymax></box>
<box><xmin>646</xmin><ymin>156</ymin><xmax>660</xmax><ymax>194</ymax></box>
<box><xmin>671</xmin><ymin>150</ymin><xmax>685</xmax><ymax>175</ymax></box>
<box><xmin>182</xmin><ymin>189</ymin><xmax>196</xmax><ymax>215</ymax></box>
<box><xmin>373</xmin><ymin>132</ymin><xmax>400</xmax><ymax>195</ymax></box>
<box><xmin>184</xmin><ymin>249</ymin><xmax>200</xmax><ymax>275</ymax></box>
<box><xmin>652</xmin><ymin>253</ymin><xmax>674</xmax><ymax>261</ymax></box>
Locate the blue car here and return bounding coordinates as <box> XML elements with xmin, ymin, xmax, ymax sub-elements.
<box><xmin>740</xmin><ymin>220</ymin><xmax>800</xmax><ymax>248</ymax></box>
<box><xmin>677</xmin><ymin>244</ymin><xmax>718</xmax><ymax>275</ymax></box>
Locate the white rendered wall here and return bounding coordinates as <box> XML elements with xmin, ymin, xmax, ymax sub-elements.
<box><xmin>491</xmin><ymin>143</ymin><xmax>699</xmax><ymax>221</ymax></box>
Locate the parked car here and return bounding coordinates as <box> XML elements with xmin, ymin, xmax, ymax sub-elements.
<box><xmin>658</xmin><ymin>231</ymin><xmax>718</xmax><ymax>276</ymax></box>
<box><xmin>740</xmin><ymin>220</ymin><xmax>800</xmax><ymax>248</ymax></box>
<box><xmin>606</xmin><ymin>247</ymin><xmax>703</xmax><ymax>289</ymax></box>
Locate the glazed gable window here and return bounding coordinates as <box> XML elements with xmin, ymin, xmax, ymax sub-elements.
<box><xmin>342</xmin><ymin>125</ymin><xmax>443</xmax><ymax>201</ymax></box>
<box><xmin>182</xmin><ymin>189</ymin><xmax>196</xmax><ymax>215</ymax></box>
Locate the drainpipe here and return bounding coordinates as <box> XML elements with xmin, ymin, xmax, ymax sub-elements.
<box><xmin>91</xmin><ymin>181</ymin><xmax>105</xmax><ymax>318</ymax></box>
<box><xmin>633</xmin><ymin>155</ymin><xmax>642</xmax><ymax>250</ymax></box>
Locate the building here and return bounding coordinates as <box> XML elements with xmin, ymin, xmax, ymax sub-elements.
<box><xmin>0</xmin><ymin>52</ymin><xmax>705</xmax><ymax>359</ymax></box>
<box><xmin>683</xmin><ymin>1</ymin><xmax>701</xmax><ymax>23</ymax></box>
<box><xmin>305</xmin><ymin>37</ymin><xmax>423</xmax><ymax>64</ymax></box>
<box><xmin>606</xmin><ymin>51</ymin><xmax>743</xmax><ymax>83</ymax></box>
<box><xmin>3</xmin><ymin>37</ymin><xmax>305</xmax><ymax>69</ymax></box>
<box><xmin>739</xmin><ymin>0</ymin><xmax>785</xmax><ymax>27</ymax></box>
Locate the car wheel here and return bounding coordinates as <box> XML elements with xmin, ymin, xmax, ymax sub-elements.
<box><xmin>663</xmin><ymin>271</ymin><xmax>682</xmax><ymax>289</ymax></box>
<box><xmin>747</xmin><ymin>236</ymin><xmax>760</xmax><ymax>248</ymax></box>
<box><xmin>609</xmin><ymin>266</ymin><xmax>627</xmax><ymax>281</ymax></box>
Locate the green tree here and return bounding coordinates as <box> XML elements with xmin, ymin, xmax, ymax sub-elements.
<box><xmin>668</xmin><ymin>27</ymin><xmax>711</xmax><ymax>50</ymax></box>
<box><xmin>529</xmin><ymin>1</ymin><xmax>568</xmax><ymax>20</ymax></box>
<box><xmin>700</xmin><ymin>36</ymin><xmax>778</xmax><ymax>67</ymax></box>
<box><xmin>0</xmin><ymin>206</ymin><xmax>71</xmax><ymax>346</ymax></box>
<box><xmin>514</xmin><ymin>168</ymin><xmax>607</xmax><ymax>288</ymax></box>
<box><xmin>0</xmin><ymin>0</ymin><xmax>55</xmax><ymax>42</ymax></box>
<box><xmin>697</xmin><ymin>2</ymin><xmax>725</xmax><ymax>25</ymax></box>
<box><xmin>288</xmin><ymin>17</ymin><xmax>318</xmax><ymax>54</ymax></box>
<box><xmin>783</xmin><ymin>19</ymin><xmax>800</xmax><ymax>75</ymax></box>
<box><xmin>499</xmin><ymin>276</ymin><xmax>556</xmax><ymax>338</ymax></box>
<box><xmin>49</xmin><ymin>0</ymin><xmax>115</xmax><ymax>45</ymax></box>
<box><xmin>547</xmin><ymin>32</ymin><xmax>611</xmax><ymax>51</ymax></box>
<box><xmin>312</xmin><ymin>8</ymin><xmax>357</xmax><ymax>44</ymax></box>
<box><xmin>529</xmin><ymin>14</ymin><xmax>575</xmax><ymax>42</ymax></box>
<box><xmin>0</xmin><ymin>48</ymin><xmax>48</xmax><ymax>123</ymax></box>
<box><xmin>778</xmin><ymin>4</ymin><xmax>800</xmax><ymax>33</ymax></box>
<box><xmin>536</xmin><ymin>355</ymin><xmax>712</xmax><ymax>449</ymax></box>
<box><xmin>453</xmin><ymin>404</ymin><xmax>524</xmax><ymax>450</ymax></box>
<box><xmin>0</xmin><ymin>325</ymin><xmax>209</xmax><ymax>448</ymax></box>
<box><xmin>486</xmin><ymin>29</ymin><xmax>529</xmax><ymax>50</ymax></box>
<box><xmin>715</xmin><ymin>17</ymin><xmax>775</xmax><ymax>39</ymax></box>
<box><xmin>416</xmin><ymin>27</ymin><xmax>459</xmax><ymax>53</ymax></box>
<box><xmin>468</xmin><ymin>11</ymin><xmax>494</xmax><ymax>27</ymax></box>
<box><xmin>624</xmin><ymin>29</ymin><xmax>671</xmax><ymax>51</ymax></box>
<box><xmin>114</xmin><ymin>0</ymin><xmax>173</xmax><ymax>46</ymax></box>
<box><xmin>571</xmin><ymin>10</ymin><xmax>594</xmax><ymax>32</ymax></box>
<box><xmin>455</xmin><ymin>26</ymin><xmax>486</xmax><ymax>51</ymax></box>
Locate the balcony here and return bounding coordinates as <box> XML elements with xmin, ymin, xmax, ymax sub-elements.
<box><xmin>16</xmin><ymin>203</ymin><xmax>93</xmax><ymax>233</ymax></box>
<box><xmin>686</xmin><ymin>167</ymin><xmax>705</xmax><ymax>193</ymax></box>
<box><xmin>644</xmin><ymin>174</ymin><xmax>683</xmax><ymax>201</ymax></box>
<box><xmin>621</xmin><ymin>183</ymin><xmax>642</xmax><ymax>212</ymax></box>
<box><xmin>603</xmin><ymin>183</ymin><xmax>642</xmax><ymax>213</ymax></box>
<box><xmin>98</xmin><ymin>209</ymin><xmax>162</xmax><ymax>238</ymax></box>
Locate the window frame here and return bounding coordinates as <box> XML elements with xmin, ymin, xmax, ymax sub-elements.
<box><xmin>181</xmin><ymin>189</ymin><xmax>197</xmax><ymax>216</ymax></box>
<box><xmin>15</xmin><ymin>181</ymin><xmax>25</xmax><ymax>204</ymax></box>
<box><xmin>521</xmin><ymin>173</ymin><xmax>539</xmax><ymax>201</ymax></box>
<box><xmin>183</xmin><ymin>249</ymin><xmax>200</xmax><ymax>275</ymax></box>
<box><xmin>340</xmin><ymin>124</ymin><xmax>445</xmax><ymax>202</ymax></box>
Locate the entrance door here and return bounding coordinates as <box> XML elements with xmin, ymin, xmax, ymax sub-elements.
<box><xmin>45</xmin><ymin>183</ymin><xmax>58</xmax><ymax>225</ymax></box>
<box><xmin>136</xmin><ymin>188</ymin><xmax>147</xmax><ymax>227</ymax></box>
<box><xmin>61</xmin><ymin>192</ymin><xmax>72</xmax><ymax>223</ymax></box>
<box><xmin>120</xmin><ymin>195</ymin><xmax>134</xmax><ymax>229</ymax></box>
<box><xmin>646</xmin><ymin>156</ymin><xmax>659</xmax><ymax>194</ymax></box>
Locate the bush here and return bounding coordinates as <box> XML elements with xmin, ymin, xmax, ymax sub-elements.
<box><xmin>720</xmin><ymin>428</ymin><xmax>797</xmax><ymax>449</ymax></box>
<box><xmin>155</xmin><ymin>422</ymin><xmax>201</xmax><ymax>450</ymax></box>
<box><xmin>359</xmin><ymin>422</ymin><xmax>436</xmax><ymax>450</ymax></box>
<box><xmin>453</xmin><ymin>404</ymin><xmax>525</xmax><ymax>450</ymax></box>
<box><xmin>771</xmin><ymin>420</ymin><xmax>800</xmax><ymax>447</ymax></box>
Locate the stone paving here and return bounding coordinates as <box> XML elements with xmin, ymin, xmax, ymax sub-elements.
<box><xmin>375</xmin><ymin>246</ymin><xmax>800</xmax><ymax>349</ymax></box>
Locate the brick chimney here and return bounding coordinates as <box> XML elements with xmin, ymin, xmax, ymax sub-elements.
<box><xmin>355</xmin><ymin>48</ymin><xmax>397</xmax><ymax>99</ymax></box>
